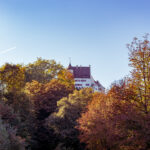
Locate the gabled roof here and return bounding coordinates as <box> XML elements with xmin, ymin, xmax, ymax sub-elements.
<box><xmin>68</xmin><ymin>64</ymin><xmax>91</xmax><ymax>78</ymax></box>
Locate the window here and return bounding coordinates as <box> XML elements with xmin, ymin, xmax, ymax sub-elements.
<box><xmin>75</xmin><ymin>84</ymin><xmax>82</xmax><ymax>86</ymax></box>
<box><xmin>86</xmin><ymin>84</ymin><xmax>90</xmax><ymax>86</ymax></box>
<box><xmin>81</xmin><ymin>80</ymin><xmax>86</xmax><ymax>82</ymax></box>
<box><xmin>75</xmin><ymin>80</ymin><xmax>80</xmax><ymax>82</ymax></box>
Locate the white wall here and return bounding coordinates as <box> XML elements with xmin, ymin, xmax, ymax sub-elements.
<box><xmin>74</xmin><ymin>78</ymin><xmax>92</xmax><ymax>89</ymax></box>
<box><xmin>74</xmin><ymin>77</ymin><xmax>101</xmax><ymax>92</ymax></box>
<box><xmin>68</xmin><ymin>68</ymin><xmax>102</xmax><ymax>92</ymax></box>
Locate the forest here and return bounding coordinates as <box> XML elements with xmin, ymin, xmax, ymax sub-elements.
<box><xmin>0</xmin><ymin>35</ymin><xmax>150</xmax><ymax>150</ymax></box>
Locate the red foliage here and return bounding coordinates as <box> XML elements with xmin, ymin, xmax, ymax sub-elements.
<box><xmin>77</xmin><ymin>93</ymin><xmax>150</xmax><ymax>150</ymax></box>
<box><xmin>25</xmin><ymin>79</ymin><xmax>74</xmax><ymax>119</ymax></box>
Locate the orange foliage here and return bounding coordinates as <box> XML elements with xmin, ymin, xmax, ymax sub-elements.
<box><xmin>78</xmin><ymin>92</ymin><xmax>150</xmax><ymax>150</ymax></box>
<box><xmin>25</xmin><ymin>79</ymin><xmax>74</xmax><ymax>119</ymax></box>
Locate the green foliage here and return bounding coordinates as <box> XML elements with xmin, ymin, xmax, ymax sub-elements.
<box><xmin>25</xmin><ymin>57</ymin><xmax>63</xmax><ymax>83</ymax></box>
<box><xmin>25</xmin><ymin>78</ymin><xmax>74</xmax><ymax>149</ymax></box>
<box><xmin>25</xmin><ymin>79</ymin><xmax>74</xmax><ymax>119</ymax></box>
<box><xmin>46</xmin><ymin>88</ymin><xmax>93</xmax><ymax>149</ymax></box>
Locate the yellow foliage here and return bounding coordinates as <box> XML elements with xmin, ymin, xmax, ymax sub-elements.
<box><xmin>0</xmin><ymin>63</ymin><xmax>25</xmax><ymax>92</ymax></box>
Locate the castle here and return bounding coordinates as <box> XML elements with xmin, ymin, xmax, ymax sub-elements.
<box><xmin>68</xmin><ymin>63</ymin><xmax>104</xmax><ymax>92</ymax></box>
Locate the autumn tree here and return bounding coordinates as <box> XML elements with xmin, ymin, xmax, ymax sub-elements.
<box><xmin>0</xmin><ymin>63</ymin><xmax>36</xmax><ymax>149</ymax></box>
<box><xmin>0</xmin><ymin>118</ymin><xmax>26</xmax><ymax>150</ymax></box>
<box><xmin>77</xmin><ymin>34</ymin><xmax>150</xmax><ymax>150</ymax></box>
<box><xmin>78</xmin><ymin>92</ymin><xmax>150</xmax><ymax>150</ymax></box>
<box><xmin>25</xmin><ymin>57</ymin><xmax>63</xmax><ymax>83</ymax></box>
<box><xmin>25</xmin><ymin>79</ymin><xmax>74</xmax><ymax>119</ymax></box>
<box><xmin>0</xmin><ymin>63</ymin><xmax>25</xmax><ymax>92</ymax></box>
<box><xmin>0</xmin><ymin>100</ymin><xmax>30</xmax><ymax>150</ymax></box>
<box><xmin>127</xmin><ymin>34</ymin><xmax>150</xmax><ymax>113</ymax></box>
<box><xmin>0</xmin><ymin>101</ymin><xmax>20</xmax><ymax>127</ymax></box>
<box><xmin>0</xmin><ymin>63</ymin><xmax>32</xmax><ymax>123</ymax></box>
<box><xmin>25</xmin><ymin>78</ymin><xmax>74</xmax><ymax>150</ymax></box>
<box><xmin>109</xmin><ymin>78</ymin><xmax>137</xmax><ymax>102</ymax></box>
<box><xmin>57</xmin><ymin>69</ymin><xmax>75</xmax><ymax>90</ymax></box>
<box><xmin>46</xmin><ymin>88</ymin><xmax>93</xmax><ymax>150</ymax></box>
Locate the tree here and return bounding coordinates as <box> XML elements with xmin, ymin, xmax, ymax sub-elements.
<box><xmin>127</xmin><ymin>34</ymin><xmax>150</xmax><ymax>113</ymax></box>
<box><xmin>25</xmin><ymin>79</ymin><xmax>74</xmax><ymax>119</ymax></box>
<box><xmin>0</xmin><ymin>101</ymin><xmax>20</xmax><ymax>127</ymax></box>
<box><xmin>0</xmin><ymin>63</ymin><xmax>25</xmax><ymax>92</ymax></box>
<box><xmin>0</xmin><ymin>63</ymin><xmax>35</xmax><ymax>149</ymax></box>
<box><xmin>109</xmin><ymin>78</ymin><xmax>137</xmax><ymax>102</ymax></box>
<box><xmin>46</xmin><ymin>88</ymin><xmax>93</xmax><ymax>150</ymax></box>
<box><xmin>25</xmin><ymin>57</ymin><xmax>63</xmax><ymax>83</ymax></box>
<box><xmin>77</xmin><ymin>35</ymin><xmax>150</xmax><ymax>150</ymax></box>
<box><xmin>0</xmin><ymin>99</ymin><xmax>34</xmax><ymax>149</ymax></box>
<box><xmin>25</xmin><ymin>79</ymin><xmax>74</xmax><ymax>150</ymax></box>
<box><xmin>77</xmin><ymin>92</ymin><xmax>150</xmax><ymax>150</ymax></box>
<box><xmin>57</xmin><ymin>69</ymin><xmax>75</xmax><ymax>90</ymax></box>
<box><xmin>0</xmin><ymin>101</ymin><xmax>28</xmax><ymax>150</ymax></box>
<box><xmin>0</xmin><ymin>119</ymin><xmax>26</xmax><ymax>150</ymax></box>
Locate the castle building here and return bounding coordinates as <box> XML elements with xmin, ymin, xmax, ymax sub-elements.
<box><xmin>68</xmin><ymin>63</ymin><xmax>104</xmax><ymax>92</ymax></box>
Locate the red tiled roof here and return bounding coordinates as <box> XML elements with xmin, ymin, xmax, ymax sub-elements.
<box><xmin>68</xmin><ymin>64</ymin><xmax>91</xmax><ymax>78</ymax></box>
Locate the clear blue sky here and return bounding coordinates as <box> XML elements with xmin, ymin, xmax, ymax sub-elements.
<box><xmin>0</xmin><ymin>0</ymin><xmax>150</xmax><ymax>88</ymax></box>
